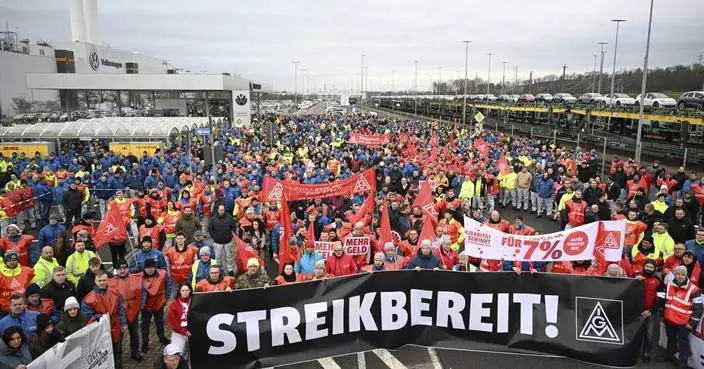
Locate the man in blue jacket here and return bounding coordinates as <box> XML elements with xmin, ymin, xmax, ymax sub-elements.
<box><xmin>295</xmin><ymin>242</ymin><xmax>324</xmax><ymax>277</ymax></box>
<box><xmin>129</xmin><ymin>236</ymin><xmax>167</xmax><ymax>273</ymax></box>
<box><xmin>0</xmin><ymin>294</ymin><xmax>39</xmax><ymax>337</ymax></box>
<box><xmin>685</xmin><ymin>228</ymin><xmax>704</xmax><ymax>268</ymax></box>
<box><xmin>536</xmin><ymin>172</ymin><xmax>555</xmax><ymax>218</ymax></box>
<box><xmin>37</xmin><ymin>214</ymin><xmax>66</xmax><ymax>261</ymax></box>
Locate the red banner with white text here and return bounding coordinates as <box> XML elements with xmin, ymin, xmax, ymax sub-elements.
<box><xmin>349</xmin><ymin>132</ymin><xmax>390</xmax><ymax>146</ymax></box>
<box><xmin>261</xmin><ymin>168</ymin><xmax>376</xmax><ymax>202</ymax></box>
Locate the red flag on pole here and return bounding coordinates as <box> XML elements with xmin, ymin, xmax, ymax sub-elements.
<box><xmin>417</xmin><ymin>215</ymin><xmax>436</xmax><ymax>248</ymax></box>
<box><xmin>234</xmin><ymin>235</ymin><xmax>265</xmax><ymax>275</ymax></box>
<box><xmin>379</xmin><ymin>197</ymin><xmax>394</xmax><ymax>245</ymax></box>
<box><xmin>93</xmin><ymin>205</ymin><xmax>128</xmax><ymax>249</ymax></box>
<box><xmin>412</xmin><ymin>182</ymin><xmax>438</xmax><ymax>226</ymax></box>
<box><xmin>278</xmin><ymin>199</ymin><xmax>298</xmax><ymax>270</ymax></box>
<box><xmin>306</xmin><ymin>221</ymin><xmax>315</xmax><ymax>246</ymax></box>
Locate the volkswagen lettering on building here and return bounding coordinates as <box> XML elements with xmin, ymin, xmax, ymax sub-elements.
<box><xmin>89</xmin><ymin>47</ymin><xmax>100</xmax><ymax>71</ymax></box>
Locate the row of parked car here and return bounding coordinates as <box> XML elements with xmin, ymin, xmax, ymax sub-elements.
<box><xmin>490</xmin><ymin>91</ymin><xmax>703</xmax><ymax>109</ymax></box>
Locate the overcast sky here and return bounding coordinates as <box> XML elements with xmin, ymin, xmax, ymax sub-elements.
<box><xmin>2</xmin><ymin>0</ymin><xmax>703</xmax><ymax>93</ymax></box>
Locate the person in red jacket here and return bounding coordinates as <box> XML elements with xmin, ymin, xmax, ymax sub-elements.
<box><xmin>0</xmin><ymin>224</ymin><xmax>34</xmax><ymax>266</ymax></box>
<box><xmin>663</xmin><ymin>243</ymin><xmax>685</xmax><ymax>276</ymax></box>
<box><xmin>433</xmin><ymin>237</ymin><xmax>458</xmax><ymax>270</ymax></box>
<box><xmin>167</xmin><ymin>283</ymin><xmax>192</xmax><ymax>359</ymax></box>
<box><xmin>326</xmin><ymin>243</ymin><xmax>357</xmax><ymax>276</ymax></box>
<box><xmin>485</xmin><ymin>211</ymin><xmax>509</xmax><ymax>232</ymax></box>
<box><xmin>635</xmin><ymin>259</ymin><xmax>662</xmax><ymax>362</ymax></box>
<box><xmin>141</xmin><ymin>259</ymin><xmax>171</xmax><ymax>353</ymax></box>
<box><xmin>195</xmin><ymin>266</ymin><xmax>235</xmax><ymax>292</ymax></box>
<box><xmin>110</xmin><ymin>259</ymin><xmax>144</xmax><ymax>362</ymax></box>
<box><xmin>508</xmin><ymin>215</ymin><xmax>536</xmax><ymax>235</ymax></box>
<box><xmin>562</xmin><ymin>190</ymin><xmax>587</xmax><ymax>229</ymax></box>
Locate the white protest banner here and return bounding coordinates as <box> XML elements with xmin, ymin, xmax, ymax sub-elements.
<box><xmin>314</xmin><ymin>241</ymin><xmax>334</xmax><ymax>259</ymax></box>
<box><xmin>463</xmin><ymin>217</ymin><xmax>624</xmax><ymax>262</ymax></box>
<box><xmin>343</xmin><ymin>236</ymin><xmax>371</xmax><ymax>256</ymax></box>
<box><xmin>28</xmin><ymin>314</ymin><xmax>114</xmax><ymax>369</ymax></box>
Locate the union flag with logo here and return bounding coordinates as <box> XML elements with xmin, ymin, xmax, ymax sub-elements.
<box><xmin>93</xmin><ymin>205</ymin><xmax>129</xmax><ymax>249</ymax></box>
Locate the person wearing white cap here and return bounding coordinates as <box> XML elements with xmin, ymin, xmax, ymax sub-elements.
<box><xmin>361</xmin><ymin>252</ymin><xmax>386</xmax><ymax>272</ymax></box>
<box><xmin>55</xmin><ymin>296</ymin><xmax>88</xmax><ymax>337</ymax></box>
<box><xmin>187</xmin><ymin>246</ymin><xmax>221</xmax><ymax>289</ymax></box>
<box><xmin>234</xmin><ymin>258</ymin><xmax>270</xmax><ymax>289</ymax></box>
<box><xmin>155</xmin><ymin>343</ymin><xmax>188</xmax><ymax>369</ymax></box>
<box><xmin>660</xmin><ymin>264</ymin><xmax>703</xmax><ymax>367</ymax></box>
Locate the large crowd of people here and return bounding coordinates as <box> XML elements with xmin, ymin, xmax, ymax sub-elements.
<box><xmin>0</xmin><ymin>111</ymin><xmax>702</xmax><ymax>368</ymax></box>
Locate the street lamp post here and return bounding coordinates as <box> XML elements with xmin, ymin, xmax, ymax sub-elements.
<box><xmin>592</xmin><ymin>55</ymin><xmax>597</xmax><ymax>93</ymax></box>
<box><xmin>365</xmin><ymin>66</ymin><xmax>368</xmax><ymax>97</ymax></box>
<box><xmin>501</xmin><ymin>61</ymin><xmax>507</xmax><ymax>95</ymax></box>
<box><xmin>292</xmin><ymin>61</ymin><xmax>300</xmax><ymax>104</ymax></box>
<box><xmin>462</xmin><ymin>40</ymin><xmax>471</xmax><ymax>126</ymax></box>
<box><xmin>597</xmin><ymin>42</ymin><xmax>608</xmax><ymax>94</ymax></box>
<box><xmin>414</xmin><ymin>60</ymin><xmax>419</xmax><ymax>115</ymax></box>
<box><xmin>360</xmin><ymin>54</ymin><xmax>365</xmax><ymax>101</ymax></box>
<box><xmin>608</xmin><ymin>19</ymin><xmax>626</xmax><ymax>107</ymax></box>
<box><xmin>635</xmin><ymin>1</ymin><xmax>654</xmax><ymax>163</ymax></box>
<box><xmin>486</xmin><ymin>53</ymin><xmax>494</xmax><ymax>95</ymax></box>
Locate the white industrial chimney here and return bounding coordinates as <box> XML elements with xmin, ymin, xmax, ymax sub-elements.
<box><xmin>68</xmin><ymin>0</ymin><xmax>86</xmax><ymax>42</ymax></box>
<box><xmin>68</xmin><ymin>0</ymin><xmax>99</xmax><ymax>44</ymax></box>
<box><xmin>82</xmin><ymin>0</ymin><xmax>100</xmax><ymax>44</ymax></box>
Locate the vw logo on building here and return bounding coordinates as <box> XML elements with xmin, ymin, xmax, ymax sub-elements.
<box><xmin>235</xmin><ymin>94</ymin><xmax>248</xmax><ymax>106</ymax></box>
<box><xmin>89</xmin><ymin>47</ymin><xmax>100</xmax><ymax>71</ymax></box>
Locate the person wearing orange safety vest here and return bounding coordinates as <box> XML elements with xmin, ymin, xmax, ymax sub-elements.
<box><xmin>439</xmin><ymin>210</ymin><xmax>464</xmax><ymax>251</ymax></box>
<box><xmin>109</xmin><ymin>259</ymin><xmax>145</xmax><ymax>362</ymax></box>
<box><xmin>164</xmin><ymin>235</ymin><xmax>198</xmax><ymax>295</ymax></box>
<box><xmin>561</xmin><ymin>189</ymin><xmax>587</xmax><ymax>230</ymax></box>
<box><xmin>139</xmin><ymin>216</ymin><xmax>165</xmax><ymax>250</ymax></box>
<box><xmin>195</xmin><ymin>265</ymin><xmax>234</xmax><ymax>292</ymax></box>
<box><xmin>485</xmin><ymin>211</ymin><xmax>510</xmax><ymax>232</ymax></box>
<box><xmin>0</xmin><ymin>251</ymin><xmax>34</xmax><ymax>314</ymax></box>
<box><xmin>508</xmin><ymin>215</ymin><xmax>536</xmax><ymax>236</ymax></box>
<box><xmin>624</xmin><ymin>210</ymin><xmax>647</xmax><ymax>254</ymax></box>
<box><xmin>80</xmin><ymin>270</ymin><xmax>127</xmax><ymax>369</ymax></box>
<box><xmin>109</xmin><ymin>190</ymin><xmax>139</xmax><ymax>243</ymax></box>
<box><xmin>141</xmin><ymin>259</ymin><xmax>172</xmax><ymax>352</ymax></box>
<box><xmin>158</xmin><ymin>201</ymin><xmax>180</xmax><ymax>249</ymax></box>
<box><xmin>0</xmin><ymin>224</ymin><xmax>34</xmax><ymax>267</ymax></box>
<box><xmin>658</xmin><ymin>265</ymin><xmax>703</xmax><ymax>367</ymax></box>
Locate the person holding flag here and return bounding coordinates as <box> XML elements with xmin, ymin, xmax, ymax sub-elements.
<box><xmin>93</xmin><ymin>203</ymin><xmax>130</xmax><ymax>265</ymax></box>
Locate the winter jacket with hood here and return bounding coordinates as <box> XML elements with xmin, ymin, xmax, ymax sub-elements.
<box><xmin>407</xmin><ymin>248</ymin><xmax>442</xmax><ymax>270</ymax></box>
<box><xmin>0</xmin><ymin>339</ymin><xmax>32</xmax><ymax>369</ymax></box>
<box><xmin>55</xmin><ymin>310</ymin><xmax>89</xmax><ymax>337</ymax></box>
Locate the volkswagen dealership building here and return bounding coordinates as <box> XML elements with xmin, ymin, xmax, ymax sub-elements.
<box><xmin>0</xmin><ymin>0</ymin><xmax>271</xmax><ymax>125</ymax></box>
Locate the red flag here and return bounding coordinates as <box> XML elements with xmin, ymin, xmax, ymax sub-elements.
<box><xmin>306</xmin><ymin>221</ymin><xmax>315</xmax><ymax>246</ymax></box>
<box><xmin>348</xmin><ymin>194</ymin><xmax>374</xmax><ymax>225</ymax></box>
<box><xmin>379</xmin><ymin>197</ymin><xmax>394</xmax><ymax>245</ymax></box>
<box><xmin>278</xmin><ymin>199</ymin><xmax>298</xmax><ymax>270</ymax></box>
<box><xmin>412</xmin><ymin>181</ymin><xmax>438</xmax><ymax>226</ymax></box>
<box><xmin>476</xmin><ymin>138</ymin><xmax>490</xmax><ymax>157</ymax></box>
<box><xmin>497</xmin><ymin>157</ymin><xmax>511</xmax><ymax>175</ymax></box>
<box><xmin>234</xmin><ymin>235</ymin><xmax>265</xmax><ymax>275</ymax></box>
<box><xmin>93</xmin><ymin>205</ymin><xmax>128</xmax><ymax>249</ymax></box>
<box><xmin>417</xmin><ymin>215</ymin><xmax>436</xmax><ymax>248</ymax></box>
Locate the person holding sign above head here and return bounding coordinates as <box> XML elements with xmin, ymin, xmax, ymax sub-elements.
<box><xmin>325</xmin><ymin>243</ymin><xmax>357</xmax><ymax>277</ymax></box>
<box><xmin>407</xmin><ymin>240</ymin><xmax>442</xmax><ymax>271</ymax></box>
<box><xmin>362</xmin><ymin>253</ymin><xmax>386</xmax><ymax>272</ymax></box>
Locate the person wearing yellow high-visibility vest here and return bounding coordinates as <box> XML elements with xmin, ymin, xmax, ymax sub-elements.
<box><xmin>498</xmin><ymin>169</ymin><xmax>517</xmax><ymax>208</ymax></box>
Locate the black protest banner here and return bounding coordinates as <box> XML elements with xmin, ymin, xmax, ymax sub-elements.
<box><xmin>188</xmin><ymin>271</ymin><xmax>643</xmax><ymax>369</ymax></box>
